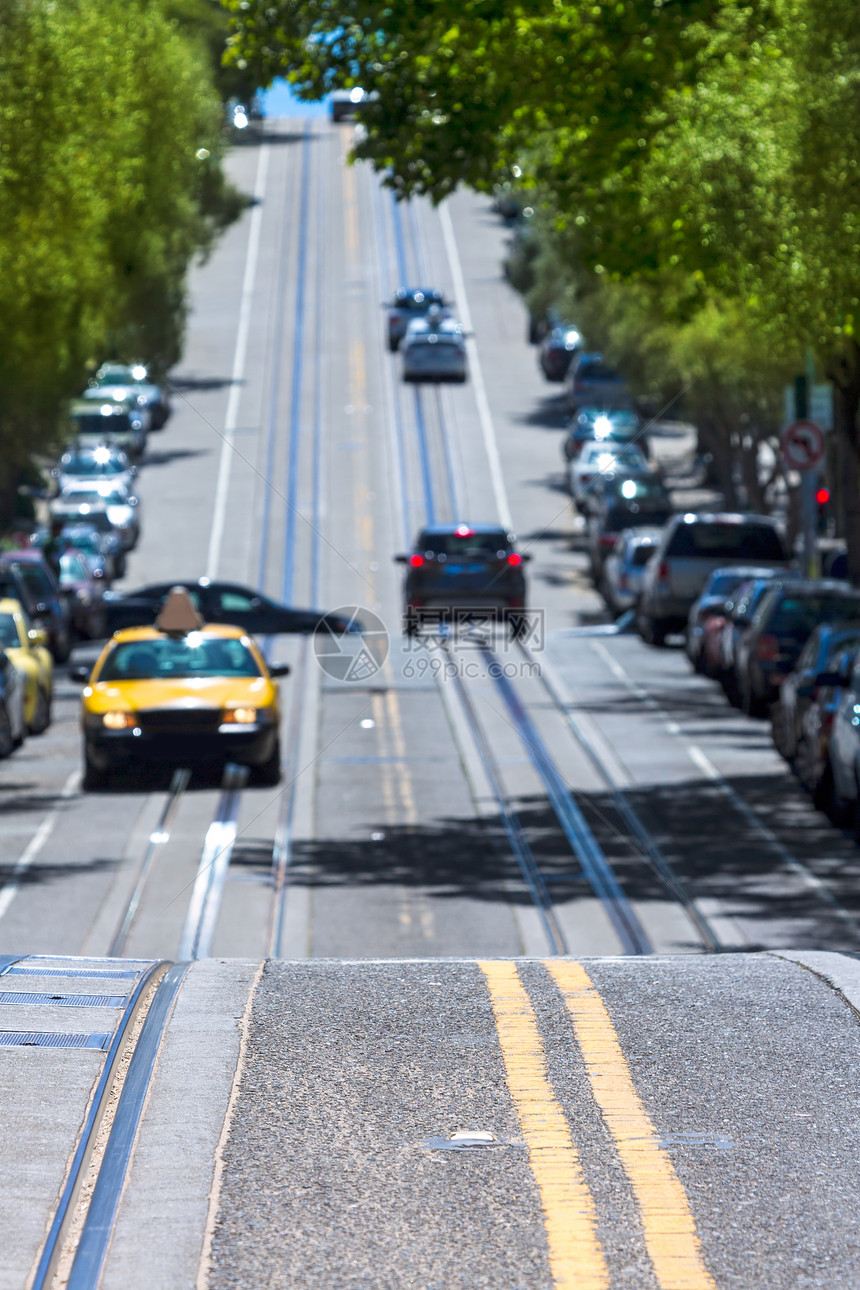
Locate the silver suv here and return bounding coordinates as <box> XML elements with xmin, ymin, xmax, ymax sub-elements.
<box><xmin>637</xmin><ymin>513</ymin><xmax>790</xmax><ymax>646</ymax></box>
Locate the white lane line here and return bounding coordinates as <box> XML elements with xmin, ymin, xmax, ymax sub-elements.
<box><xmin>0</xmin><ymin>770</ymin><xmax>80</xmax><ymax>925</ymax></box>
<box><xmin>438</xmin><ymin>201</ymin><xmax>513</xmax><ymax>532</ymax></box>
<box><xmin>206</xmin><ymin>142</ymin><xmax>270</xmax><ymax>580</ymax></box>
<box><xmin>592</xmin><ymin>640</ymin><xmax>860</xmax><ymax>938</ymax></box>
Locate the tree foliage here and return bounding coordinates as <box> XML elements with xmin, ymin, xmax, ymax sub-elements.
<box><xmin>229</xmin><ymin>0</ymin><xmax>860</xmax><ymax>568</ymax></box>
<box><xmin>0</xmin><ymin>0</ymin><xmax>240</xmax><ymax>510</ymax></box>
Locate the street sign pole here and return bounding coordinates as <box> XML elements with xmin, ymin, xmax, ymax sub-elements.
<box><xmin>794</xmin><ymin>370</ymin><xmax>819</xmax><ymax>579</ymax></box>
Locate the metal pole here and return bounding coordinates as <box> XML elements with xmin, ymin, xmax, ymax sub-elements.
<box><xmin>795</xmin><ymin>368</ymin><xmax>819</xmax><ymax>579</ymax></box>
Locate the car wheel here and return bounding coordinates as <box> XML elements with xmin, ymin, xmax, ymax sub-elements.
<box><xmin>388</xmin><ymin>337</ymin><xmax>399</xmax><ymax>353</ymax></box>
<box><xmin>117</xmin><ymin>555</ymin><xmax>127</xmax><ymax>579</ymax></box>
<box><xmin>29</xmin><ymin>687</ymin><xmax>51</xmax><ymax>736</ymax></box>
<box><xmin>52</xmin><ymin>629</ymin><xmax>71</xmax><ymax>665</ymax></box>
<box><xmin>0</xmin><ymin>704</ymin><xmax>13</xmax><ymax>758</ymax></box>
<box><xmin>812</xmin><ymin>762</ymin><xmax>837</xmax><ymax>817</ymax></box>
<box><xmin>771</xmin><ymin>702</ymin><xmax>790</xmax><ymax>761</ymax></box>
<box><xmin>640</xmin><ymin>615</ymin><xmax>666</xmax><ymax>647</ymax></box>
<box><xmin>82</xmin><ymin>747</ymin><xmax>108</xmax><ymax>791</ymax></box>
<box><xmin>253</xmin><ymin>741</ymin><xmax>281</xmax><ymax>788</ymax></box>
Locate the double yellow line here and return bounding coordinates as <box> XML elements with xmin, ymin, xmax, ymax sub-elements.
<box><xmin>481</xmin><ymin>961</ymin><xmax>716</xmax><ymax>1290</ymax></box>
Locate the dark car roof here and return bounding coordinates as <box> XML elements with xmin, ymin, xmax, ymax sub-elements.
<box><xmin>394</xmin><ymin>288</ymin><xmax>446</xmax><ymax>303</ymax></box>
<box><xmin>416</xmin><ymin>524</ymin><xmax>513</xmax><ymax>539</ymax></box>
<box><xmin>671</xmin><ymin>511</ymin><xmax>780</xmax><ymax>527</ymax></box>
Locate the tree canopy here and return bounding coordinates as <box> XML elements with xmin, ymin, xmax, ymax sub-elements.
<box><xmin>230</xmin><ymin>0</ymin><xmax>860</xmax><ymax>568</ymax></box>
<box><xmin>0</xmin><ymin>0</ymin><xmax>240</xmax><ymax>510</ymax></box>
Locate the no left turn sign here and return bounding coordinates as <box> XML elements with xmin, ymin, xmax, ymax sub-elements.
<box><xmin>781</xmin><ymin>420</ymin><xmax>825</xmax><ymax>472</ymax></box>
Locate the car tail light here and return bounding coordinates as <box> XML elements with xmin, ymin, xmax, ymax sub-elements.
<box><xmin>580</xmin><ymin>473</ymin><xmax>593</xmax><ymax>484</ymax></box>
<box><xmin>407</xmin><ymin>598</ymin><xmax>425</xmax><ymax>608</ymax></box>
<box><xmin>756</xmin><ymin>633</ymin><xmax>780</xmax><ymax>662</ymax></box>
<box><xmin>598</xmin><ymin>533</ymin><xmax>617</xmax><ymax>549</ymax></box>
<box><xmin>656</xmin><ymin>560</ymin><xmax>670</xmax><ymax>585</ymax></box>
<box><xmin>507</xmin><ymin>553</ymin><xmax>522</xmax><ymax>566</ymax></box>
<box><xmin>410</xmin><ymin>554</ymin><xmax>424</xmax><ymax>568</ymax></box>
<box><xmin>508</xmin><ymin>596</ymin><xmax>524</xmax><ymax>608</ymax></box>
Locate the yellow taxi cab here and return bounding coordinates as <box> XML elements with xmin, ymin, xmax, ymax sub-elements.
<box><xmin>0</xmin><ymin>597</ymin><xmax>53</xmax><ymax>733</ymax></box>
<box><xmin>78</xmin><ymin>588</ymin><xmax>288</xmax><ymax>789</ymax></box>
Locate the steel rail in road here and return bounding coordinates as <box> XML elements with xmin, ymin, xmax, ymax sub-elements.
<box><xmin>477</xmin><ymin>641</ymin><xmax>653</xmax><ymax>956</ymax></box>
<box><xmin>440</xmin><ymin>641</ymin><xmax>568</xmax><ymax>955</ymax></box>
<box><xmin>64</xmin><ymin>961</ymin><xmax>191</xmax><ymax>1290</ymax></box>
<box><xmin>30</xmin><ymin>957</ymin><xmax>168</xmax><ymax>1290</ymax></box>
<box><xmin>518</xmin><ymin>641</ymin><xmax>723</xmax><ymax>953</ymax></box>
<box><xmin>108</xmin><ymin>767</ymin><xmax>191</xmax><ymax>958</ymax></box>
<box><xmin>178</xmin><ymin>763</ymin><xmax>248</xmax><ymax>960</ymax></box>
<box><xmin>267</xmin><ymin>120</ymin><xmax>326</xmax><ymax>955</ymax></box>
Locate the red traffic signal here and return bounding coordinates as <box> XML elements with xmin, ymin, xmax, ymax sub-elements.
<box><xmin>816</xmin><ymin>487</ymin><xmax>831</xmax><ymax>506</ymax></box>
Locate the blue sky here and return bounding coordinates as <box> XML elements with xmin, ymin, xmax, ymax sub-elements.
<box><xmin>258</xmin><ymin>79</ymin><xmax>328</xmax><ymax>118</ymax></box>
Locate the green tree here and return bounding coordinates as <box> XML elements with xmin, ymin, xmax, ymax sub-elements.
<box><xmin>0</xmin><ymin>0</ymin><xmax>239</xmax><ymax>520</ymax></box>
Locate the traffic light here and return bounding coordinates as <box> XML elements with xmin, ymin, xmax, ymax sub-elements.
<box><xmin>816</xmin><ymin>486</ymin><xmax>832</xmax><ymax>535</ymax></box>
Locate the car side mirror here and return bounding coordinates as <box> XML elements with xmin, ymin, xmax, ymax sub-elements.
<box><xmin>268</xmin><ymin>663</ymin><xmax>291</xmax><ymax>678</ymax></box>
<box><xmin>69</xmin><ymin>664</ymin><xmax>91</xmax><ymax>683</ymax></box>
<box><xmin>393</xmin><ymin>554</ymin><xmax>408</xmax><ymax>564</ymax></box>
<box><xmin>28</xmin><ymin>628</ymin><xmax>48</xmax><ymax>648</ymax></box>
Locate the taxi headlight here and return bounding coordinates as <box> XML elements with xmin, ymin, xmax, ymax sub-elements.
<box><xmin>103</xmin><ymin>711</ymin><xmax>134</xmax><ymax>730</ymax></box>
<box><xmin>223</xmin><ymin>706</ymin><xmax>257</xmax><ymax>725</ymax></box>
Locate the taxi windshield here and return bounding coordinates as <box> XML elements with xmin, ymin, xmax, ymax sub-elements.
<box><xmin>99</xmin><ymin>635</ymin><xmax>261</xmax><ymax>681</ymax></box>
<box><xmin>0</xmin><ymin>614</ymin><xmax>20</xmax><ymax>647</ymax></box>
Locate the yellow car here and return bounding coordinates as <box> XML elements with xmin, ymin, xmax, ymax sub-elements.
<box><xmin>78</xmin><ymin>588</ymin><xmax>288</xmax><ymax>789</ymax></box>
<box><xmin>0</xmin><ymin>598</ymin><xmax>53</xmax><ymax>734</ymax></box>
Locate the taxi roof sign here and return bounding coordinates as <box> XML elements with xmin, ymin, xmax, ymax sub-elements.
<box><xmin>155</xmin><ymin>587</ymin><xmax>203</xmax><ymax>635</ymax></box>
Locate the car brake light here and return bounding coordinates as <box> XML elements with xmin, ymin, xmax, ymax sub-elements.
<box><xmin>656</xmin><ymin>560</ymin><xmax>670</xmax><ymax>584</ymax></box>
<box><xmin>756</xmin><ymin>633</ymin><xmax>779</xmax><ymax>662</ymax></box>
<box><xmin>507</xmin><ymin>553</ymin><xmax>522</xmax><ymax>566</ymax></box>
<box><xmin>410</xmin><ymin>554</ymin><xmax>424</xmax><ymax>568</ymax></box>
<box><xmin>598</xmin><ymin>533</ymin><xmax>617</xmax><ymax>549</ymax></box>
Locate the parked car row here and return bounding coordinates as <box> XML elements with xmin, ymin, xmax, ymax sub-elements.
<box><xmin>680</xmin><ymin>554</ymin><xmax>860</xmax><ymax>840</ymax></box>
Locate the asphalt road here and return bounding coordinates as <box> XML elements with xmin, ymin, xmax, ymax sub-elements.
<box><xmin>3</xmin><ymin>118</ymin><xmax>860</xmax><ymax>1287</ymax></box>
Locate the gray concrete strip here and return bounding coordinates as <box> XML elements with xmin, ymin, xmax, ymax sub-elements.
<box><xmin>99</xmin><ymin>959</ymin><xmax>260</xmax><ymax>1290</ymax></box>
<box><xmin>0</xmin><ymin>1050</ymin><xmax>104</xmax><ymax>1290</ymax></box>
<box><xmin>773</xmin><ymin>949</ymin><xmax>860</xmax><ymax>1018</ymax></box>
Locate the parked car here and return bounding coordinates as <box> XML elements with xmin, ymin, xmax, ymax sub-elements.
<box><xmin>67</xmin><ymin>399</ymin><xmax>146</xmax><ymax>459</ymax></box>
<box><xmin>796</xmin><ymin>642</ymin><xmax>860</xmax><ymax>815</ymax></box>
<box><xmin>394</xmin><ymin>524</ymin><xmax>530</xmax><ymax>636</ymax></box>
<box><xmin>50</xmin><ymin>481</ymin><xmax>141</xmax><ymax>550</ymax></box>
<box><xmin>685</xmin><ymin>567</ymin><xmax>779</xmax><ymax>674</ymax></box>
<box><xmin>385</xmin><ymin>288</ymin><xmax>450</xmax><ymax>351</ymax></box>
<box><xmin>58</xmin><ymin>550</ymin><xmax>108</xmax><ymax>640</ymax></box>
<box><xmin>90</xmin><ymin>362</ymin><xmax>169</xmax><ymax>428</ymax></box>
<box><xmin>638</xmin><ymin>513</ymin><xmax>790</xmax><ymax>647</ymax></box>
<box><xmin>0</xmin><ymin>553</ymin><xmax>72</xmax><ymax>662</ymax></box>
<box><xmin>0</xmin><ymin>644</ymin><xmax>27</xmax><ymax>755</ymax></box>
<box><xmin>0</xmin><ymin>598</ymin><xmax>53</xmax><ymax>733</ymax></box>
<box><xmin>602</xmin><ymin>527</ymin><xmax>662</xmax><ymax>614</ymax></box>
<box><xmin>538</xmin><ymin>324</ymin><xmax>581</xmax><ymax>382</ymax></box>
<box><xmin>562</xmin><ymin>407</ymin><xmax>646</xmax><ymax>461</ymax></box>
<box><xmin>51</xmin><ymin>444</ymin><xmax>137</xmax><ymax>496</ymax></box>
<box><xmin>772</xmin><ymin>623</ymin><xmax>860</xmax><ymax>766</ymax></box>
<box><xmin>401</xmin><ymin>314</ymin><xmax>467</xmax><ymax>382</ymax></box>
<box><xmin>587</xmin><ymin>478</ymin><xmax>674</xmax><ymax>580</ymax></box>
<box><xmin>717</xmin><ymin>576</ymin><xmax>782</xmax><ymax>702</ymax></box>
<box><xmin>58</xmin><ymin>520</ymin><xmax>124</xmax><ymax>583</ymax></box>
<box><xmin>566</xmin><ymin>353</ymin><xmax>630</xmax><ymax>412</ymax></box>
<box><xmin>822</xmin><ymin>650</ymin><xmax>860</xmax><ymax>836</ymax></box>
<box><xmin>568</xmin><ymin>441</ymin><xmax>652</xmax><ymax>514</ymax></box>
<box><xmin>734</xmin><ymin>580</ymin><xmax>860</xmax><ymax>716</ymax></box>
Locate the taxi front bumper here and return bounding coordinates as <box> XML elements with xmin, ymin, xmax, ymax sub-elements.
<box><xmin>84</xmin><ymin>714</ymin><xmax>277</xmax><ymax>769</ymax></box>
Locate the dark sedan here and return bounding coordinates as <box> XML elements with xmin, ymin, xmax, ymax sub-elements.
<box><xmin>395</xmin><ymin>523</ymin><xmax>530</xmax><ymax>636</ymax></box>
<box><xmin>538</xmin><ymin>324</ymin><xmax>581</xmax><ymax>382</ymax></box>
<box><xmin>0</xmin><ymin>553</ymin><xmax>72</xmax><ymax>662</ymax></box>
<box><xmin>771</xmin><ymin>623</ymin><xmax>860</xmax><ymax>766</ymax></box>
<box><xmin>102</xmin><ymin>580</ymin><xmax>355</xmax><ymax>637</ymax></box>
<box><xmin>735</xmin><ymin>580</ymin><xmax>860</xmax><ymax>716</ymax></box>
<box><xmin>58</xmin><ymin>550</ymin><xmax>108</xmax><ymax>640</ymax></box>
<box><xmin>587</xmin><ymin>478</ymin><xmax>673</xmax><ymax>580</ymax></box>
<box><xmin>385</xmin><ymin>288</ymin><xmax>451</xmax><ymax>351</ymax></box>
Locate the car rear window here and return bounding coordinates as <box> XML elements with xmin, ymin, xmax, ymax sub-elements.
<box><xmin>72</xmin><ymin>412</ymin><xmax>133</xmax><ymax>435</ymax></box>
<box><xmin>417</xmin><ymin>532</ymin><xmax>510</xmax><ymax>558</ymax></box>
<box><xmin>631</xmin><ymin>544</ymin><xmax>657</xmax><ymax>568</ymax></box>
<box><xmin>666</xmin><ymin>522</ymin><xmax>786</xmax><ymax>561</ymax></box>
<box><xmin>579</xmin><ymin>362</ymin><xmax>619</xmax><ymax>382</ymax></box>
<box><xmin>768</xmin><ymin>594</ymin><xmax>860</xmax><ymax>634</ymax></box>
